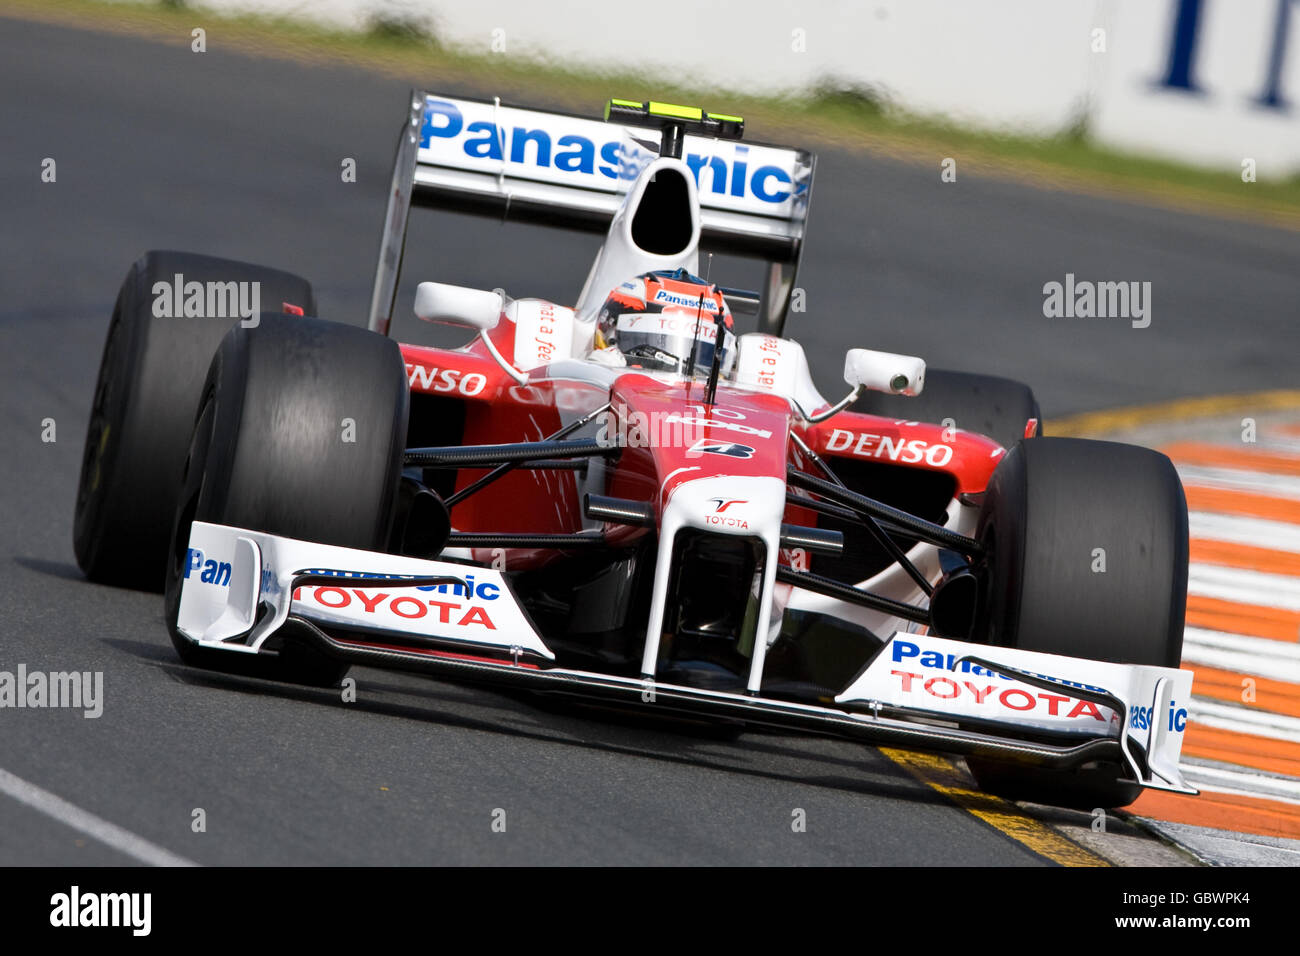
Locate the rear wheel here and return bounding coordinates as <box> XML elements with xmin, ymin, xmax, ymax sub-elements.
<box><xmin>852</xmin><ymin>368</ymin><xmax>1041</xmax><ymax>449</ymax></box>
<box><xmin>164</xmin><ymin>314</ymin><xmax>409</xmax><ymax>685</ymax></box>
<box><xmin>966</xmin><ymin>437</ymin><xmax>1188</xmax><ymax>809</ymax></box>
<box><xmin>74</xmin><ymin>251</ymin><xmax>316</xmax><ymax>590</ymax></box>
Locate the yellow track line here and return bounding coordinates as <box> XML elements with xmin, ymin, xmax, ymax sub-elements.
<box><xmin>1047</xmin><ymin>390</ymin><xmax>1300</xmax><ymax>438</ymax></box>
<box><xmin>881</xmin><ymin>749</ymin><xmax>1110</xmax><ymax>866</ymax></box>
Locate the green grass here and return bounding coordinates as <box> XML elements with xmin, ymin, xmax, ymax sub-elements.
<box><xmin>9</xmin><ymin>0</ymin><xmax>1298</xmax><ymax>227</ymax></box>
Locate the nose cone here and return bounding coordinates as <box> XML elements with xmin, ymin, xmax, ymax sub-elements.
<box><xmin>601</xmin><ymin>374</ymin><xmax>792</xmax><ymax>517</ymax></box>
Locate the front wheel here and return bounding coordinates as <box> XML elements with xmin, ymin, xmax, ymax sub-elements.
<box><xmin>74</xmin><ymin>251</ymin><xmax>317</xmax><ymax>590</ymax></box>
<box><xmin>966</xmin><ymin>437</ymin><xmax>1188</xmax><ymax>809</ymax></box>
<box><xmin>164</xmin><ymin>314</ymin><xmax>410</xmax><ymax>686</ymax></box>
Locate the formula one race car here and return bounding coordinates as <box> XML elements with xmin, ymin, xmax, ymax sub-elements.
<box><xmin>73</xmin><ymin>94</ymin><xmax>1194</xmax><ymax>810</ymax></box>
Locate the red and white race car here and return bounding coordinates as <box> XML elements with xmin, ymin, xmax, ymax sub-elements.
<box><xmin>73</xmin><ymin>94</ymin><xmax>1194</xmax><ymax>810</ymax></box>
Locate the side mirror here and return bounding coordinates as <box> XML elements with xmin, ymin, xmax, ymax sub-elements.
<box><xmin>414</xmin><ymin>282</ymin><xmax>502</xmax><ymax>331</ymax></box>
<box><xmin>844</xmin><ymin>348</ymin><xmax>926</xmax><ymax>397</ymax></box>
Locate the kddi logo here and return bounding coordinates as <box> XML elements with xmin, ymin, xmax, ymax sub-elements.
<box><xmin>50</xmin><ymin>886</ymin><xmax>151</xmax><ymax>936</ymax></box>
<box><xmin>152</xmin><ymin>273</ymin><xmax>261</xmax><ymax>328</ymax></box>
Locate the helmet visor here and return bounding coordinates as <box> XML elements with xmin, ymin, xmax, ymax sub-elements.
<box><xmin>615</xmin><ymin>311</ymin><xmax>732</xmax><ymax>375</ymax></box>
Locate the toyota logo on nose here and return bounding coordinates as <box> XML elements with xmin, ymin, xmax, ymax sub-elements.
<box><xmin>708</xmin><ymin>498</ymin><xmax>747</xmax><ymax>513</ymax></box>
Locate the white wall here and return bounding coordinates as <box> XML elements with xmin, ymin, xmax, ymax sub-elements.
<box><xmin>160</xmin><ymin>0</ymin><xmax>1300</xmax><ymax>176</ymax></box>
<box><xmin>1093</xmin><ymin>0</ymin><xmax>1300</xmax><ymax>175</ymax></box>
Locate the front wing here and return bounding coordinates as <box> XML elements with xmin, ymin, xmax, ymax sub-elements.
<box><xmin>176</xmin><ymin>521</ymin><xmax>1196</xmax><ymax>795</ymax></box>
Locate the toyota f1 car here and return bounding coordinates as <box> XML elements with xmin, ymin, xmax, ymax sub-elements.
<box><xmin>74</xmin><ymin>94</ymin><xmax>1194</xmax><ymax>809</ymax></box>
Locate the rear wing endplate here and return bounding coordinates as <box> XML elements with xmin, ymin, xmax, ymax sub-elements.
<box><xmin>369</xmin><ymin>92</ymin><xmax>815</xmax><ymax>337</ymax></box>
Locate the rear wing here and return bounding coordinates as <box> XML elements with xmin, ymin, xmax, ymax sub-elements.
<box><xmin>369</xmin><ymin>92</ymin><xmax>816</xmax><ymax>337</ymax></box>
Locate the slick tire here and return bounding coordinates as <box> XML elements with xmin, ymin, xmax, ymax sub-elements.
<box><xmin>966</xmin><ymin>437</ymin><xmax>1189</xmax><ymax>810</ymax></box>
<box><xmin>74</xmin><ymin>251</ymin><xmax>316</xmax><ymax>591</ymax></box>
<box><xmin>164</xmin><ymin>314</ymin><xmax>409</xmax><ymax>687</ymax></box>
<box><xmin>852</xmin><ymin>368</ymin><xmax>1042</xmax><ymax>449</ymax></box>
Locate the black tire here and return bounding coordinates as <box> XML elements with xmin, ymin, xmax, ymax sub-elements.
<box><xmin>74</xmin><ymin>251</ymin><xmax>316</xmax><ymax>590</ymax></box>
<box><xmin>852</xmin><ymin>368</ymin><xmax>1042</xmax><ymax>448</ymax></box>
<box><xmin>966</xmin><ymin>437</ymin><xmax>1189</xmax><ymax>809</ymax></box>
<box><xmin>164</xmin><ymin>314</ymin><xmax>409</xmax><ymax>686</ymax></box>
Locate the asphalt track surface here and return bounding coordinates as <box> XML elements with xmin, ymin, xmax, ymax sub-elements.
<box><xmin>1</xmin><ymin>15</ymin><xmax>1296</xmax><ymax>866</ymax></box>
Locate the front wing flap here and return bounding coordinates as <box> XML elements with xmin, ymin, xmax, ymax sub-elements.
<box><xmin>175</xmin><ymin>522</ymin><xmax>1195</xmax><ymax>795</ymax></box>
<box><xmin>837</xmin><ymin>633</ymin><xmax>1195</xmax><ymax>795</ymax></box>
<box><xmin>176</xmin><ymin>521</ymin><xmax>554</xmax><ymax>662</ymax></box>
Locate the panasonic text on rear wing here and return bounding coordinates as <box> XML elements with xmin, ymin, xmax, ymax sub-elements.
<box><xmin>369</xmin><ymin>92</ymin><xmax>815</xmax><ymax>336</ymax></box>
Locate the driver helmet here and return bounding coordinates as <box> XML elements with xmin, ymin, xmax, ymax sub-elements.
<box><xmin>595</xmin><ymin>269</ymin><xmax>736</xmax><ymax>376</ymax></box>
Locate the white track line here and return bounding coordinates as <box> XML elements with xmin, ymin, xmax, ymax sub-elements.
<box><xmin>1189</xmin><ymin>512</ymin><xmax>1300</xmax><ymax>551</ymax></box>
<box><xmin>1179</xmin><ymin>464</ymin><xmax>1300</xmax><ymax>500</ymax></box>
<box><xmin>1185</xmin><ymin>625</ymin><xmax>1300</xmax><ymax>661</ymax></box>
<box><xmin>1259</xmin><ymin>436</ymin><xmax>1300</xmax><ymax>454</ymax></box>
<box><xmin>1187</xmin><ymin>699</ymin><xmax>1300</xmax><ymax>742</ymax></box>
<box><xmin>0</xmin><ymin>767</ymin><xmax>196</xmax><ymax>866</ymax></box>
<box><xmin>1188</xmin><ymin>563</ymin><xmax>1300</xmax><ymax>612</ymax></box>
<box><xmin>1181</xmin><ymin>643</ymin><xmax>1300</xmax><ymax>684</ymax></box>
<box><xmin>1178</xmin><ymin>762</ymin><xmax>1300</xmax><ymax>804</ymax></box>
